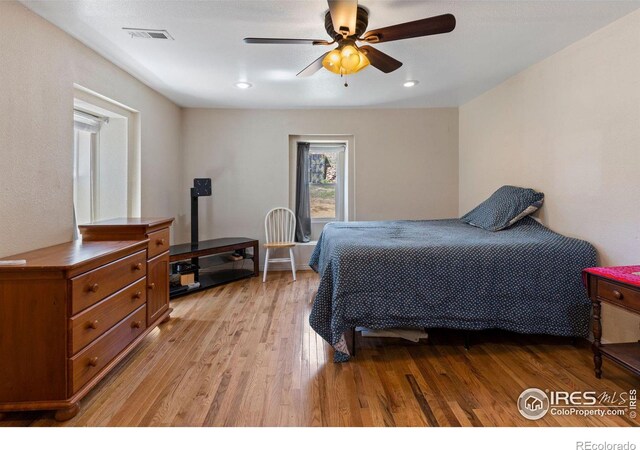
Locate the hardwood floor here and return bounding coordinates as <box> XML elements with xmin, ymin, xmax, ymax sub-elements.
<box><xmin>1</xmin><ymin>271</ymin><xmax>638</xmax><ymax>427</ymax></box>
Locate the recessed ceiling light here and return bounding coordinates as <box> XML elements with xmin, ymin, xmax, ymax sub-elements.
<box><xmin>234</xmin><ymin>81</ymin><xmax>252</xmax><ymax>89</ymax></box>
<box><xmin>403</xmin><ymin>80</ymin><xmax>419</xmax><ymax>88</ymax></box>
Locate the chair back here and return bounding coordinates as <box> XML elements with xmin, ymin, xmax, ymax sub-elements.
<box><xmin>265</xmin><ymin>207</ymin><xmax>296</xmax><ymax>244</ymax></box>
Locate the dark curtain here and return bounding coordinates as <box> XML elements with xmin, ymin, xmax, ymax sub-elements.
<box><xmin>295</xmin><ymin>142</ymin><xmax>311</xmax><ymax>242</ymax></box>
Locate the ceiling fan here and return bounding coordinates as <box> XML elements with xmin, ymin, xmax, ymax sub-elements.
<box><xmin>244</xmin><ymin>0</ymin><xmax>456</xmax><ymax>84</ymax></box>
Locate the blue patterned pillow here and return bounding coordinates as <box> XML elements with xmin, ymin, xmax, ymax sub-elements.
<box><xmin>461</xmin><ymin>186</ymin><xmax>544</xmax><ymax>231</ymax></box>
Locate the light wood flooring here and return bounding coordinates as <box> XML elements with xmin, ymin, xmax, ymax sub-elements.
<box><xmin>1</xmin><ymin>271</ymin><xmax>638</xmax><ymax>426</ymax></box>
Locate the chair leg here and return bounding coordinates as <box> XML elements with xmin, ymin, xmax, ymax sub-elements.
<box><xmin>263</xmin><ymin>249</ymin><xmax>270</xmax><ymax>283</ymax></box>
<box><xmin>289</xmin><ymin>248</ymin><xmax>297</xmax><ymax>281</ymax></box>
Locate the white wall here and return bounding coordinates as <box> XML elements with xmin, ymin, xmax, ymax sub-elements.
<box><xmin>0</xmin><ymin>1</ymin><xmax>182</xmax><ymax>257</ymax></box>
<box><xmin>179</xmin><ymin>108</ymin><xmax>460</xmax><ymax>262</ymax></box>
<box><xmin>459</xmin><ymin>9</ymin><xmax>640</xmax><ymax>343</ymax></box>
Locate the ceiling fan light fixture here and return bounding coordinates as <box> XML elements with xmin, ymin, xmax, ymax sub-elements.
<box><xmin>244</xmin><ymin>1</ymin><xmax>456</xmax><ymax>80</ymax></box>
<box><xmin>234</xmin><ymin>81</ymin><xmax>253</xmax><ymax>89</ymax></box>
<box><xmin>403</xmin><ymin>80</ymin><xmax>419</xmax><ymax>88</ymax></box>
<box><xmin>322</xmin><ymin>44</ymin><xmax>369</xmax><ymax>75</ymax></box>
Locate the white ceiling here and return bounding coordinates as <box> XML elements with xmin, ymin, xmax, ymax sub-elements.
<box><xmin>22</xmin><ymin>0</ymin><xmax>640</xmax><ymax>108</ymax></box>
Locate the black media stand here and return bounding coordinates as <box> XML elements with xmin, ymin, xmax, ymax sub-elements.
<box><xmin>169</xmin><ymin>237</ymin><xmax>259</xmax><ymax>299</ymax></box>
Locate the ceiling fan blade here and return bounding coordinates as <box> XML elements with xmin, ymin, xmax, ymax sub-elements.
<box><xmin>297</xmin><ymin>52</ymin><xmax>330</xmax><ymax>77</ymax></box>
<box><xmin>362</xmin><ymin>13</ymin><xmax>456</xmax><ymax>43</ymax></box>
<box><xmin>359</xmin><ymin>46</ymin><xmax>402</xmax><ymax>73</ymax></box>
<box><xmin>244</xmin><ymin>37</ymin><xmax>331</xmax><ymax>45</ymax></box>
<box><xmin>328</xmin><ymin>0</ymin><xmax>358</xmax><ymax>36</ymax></box>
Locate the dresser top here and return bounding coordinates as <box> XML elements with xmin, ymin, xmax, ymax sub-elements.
<box><xmin>0</xmin><ymin>240</ymin><xmax>148</xmax><ymax>273</ymax></box>
<box><xmin>79</xmin><ymin>217</ymin><xmax>174</xmax><ymax>228</ymax></box>
<box><xmin>583</xmin><ymin>266</ymin><xmax>640</xmax><ymax>288</ymax></box>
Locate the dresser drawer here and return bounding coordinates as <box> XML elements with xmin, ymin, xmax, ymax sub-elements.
<box><xmin>597</xmin><ymin>279</ymin><xmax>640</xmax><ymax>312</ymax></box>
<box><xmin>69</xmin><ymin>305</ymin><xmax>146</xmax><ymax>394</ymax></box>
<box><xmin>147</xmin><ymin>228</ymin><xmax>170</xmax><ymax>259</ymax></box>
<box><xmin>71</xmin><ymin>250</ymin><xmax>146</xmax><ymax>314</ymax></box>
<box><xmin>69</xmin><ymin>278</ymin><xmax>147</xmax><ymax>355</ymax></box>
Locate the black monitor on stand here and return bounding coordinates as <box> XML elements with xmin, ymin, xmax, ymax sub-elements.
<box><xmin>190</xmin><ymin>178</ymin><xmax>212</xmax><ymax>278</ymax></box>
<box><xmin>191</xmin><ymin>178</ymin><xmax>212</xmax><ymax>244</ymax></box>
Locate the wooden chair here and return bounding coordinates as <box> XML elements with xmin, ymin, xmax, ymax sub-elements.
<box><xmin>263</xmin><ymin>207</ymin><xmax>297</xmax><ymax>282</ymax></box>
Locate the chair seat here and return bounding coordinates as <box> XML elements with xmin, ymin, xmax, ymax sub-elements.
<box><xmin>264</xmin><ymin>242</ymin><xmax>296</xmax><ymax>249</ymax></box>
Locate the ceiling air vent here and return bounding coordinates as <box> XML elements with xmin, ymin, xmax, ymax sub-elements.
<box><xmin>123</xmin><ymin>28</ymin><xmax>174</xmax><ymax>40</ymax></box>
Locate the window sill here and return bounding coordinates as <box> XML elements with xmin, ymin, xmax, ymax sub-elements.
<box><xmin>312</xmin><ymin>219</ymin><xmax>341</xmax><ymax>224</ymax></box>
<box><xmin>295</xmin><ymin>240</ymin><xmax>318</xmax><ymax>246</ymax></box>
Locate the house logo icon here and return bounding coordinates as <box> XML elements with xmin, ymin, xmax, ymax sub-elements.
<box><xmin>518</xmin><ymin>388</ymin><xmax>550</xmax><ymax>420</ymax></box>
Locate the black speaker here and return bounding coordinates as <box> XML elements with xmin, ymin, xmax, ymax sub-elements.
<box><xmin>192</xmin><ymin>178</ymin><xmax>212</xmax><ymax>197</ymax></box>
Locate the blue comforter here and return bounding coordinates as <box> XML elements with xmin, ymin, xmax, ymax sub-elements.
<box><xmin>308</xmin><ymin>217</ymin><xmax>596</xmax><ymax>362</ymax></box>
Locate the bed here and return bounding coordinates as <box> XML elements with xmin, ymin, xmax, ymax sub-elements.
<box><xmin>308</xmin><ymin>216</ymin><xmax>596</xmax><ymax>362</ymax></box>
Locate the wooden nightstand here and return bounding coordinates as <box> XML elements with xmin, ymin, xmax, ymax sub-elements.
<box><xmin>583</xmin><ymin>266</ymin><xmax>640</xmax><ymax>379</ymax></box>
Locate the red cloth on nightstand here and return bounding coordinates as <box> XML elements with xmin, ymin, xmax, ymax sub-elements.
<box><xmin>583</xmin><ymin>265</ymin><xmax>640</xmax><ymax>287</ymax></box>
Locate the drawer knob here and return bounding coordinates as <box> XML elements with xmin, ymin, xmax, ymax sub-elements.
<box><xmin>88</xmin><ymin>357</ymin><xmax>99</xmax><ymax>367</ymax></box>
<box><xmin>133</xmin><ymin>291</ymin><xmax>142</xmax><ymax>299</ymax></box>
<box><xmin>148</xmin><ymin>283</ymin><xmax>156</xmax><ymax>290</ymax></box>
<box><xmin>613</xmin><ymin>290</ymin><xmax>624</xmax><ymax>300</ymax></box>
<box><xmin>157</xmin><ymin>238</ymin><xmax>166</xmax><ymax>246</ymax></box>
<box><xmin>88</xmin><ymin>283</ymin><xmax>99</xmax><ymax>293</ymax></box>
<box><xmin>134</xmin><ymin>263</ymin><xmax>143</xmax><ymax>271</ymax></box>
<box><xmin>132</xmin><ymin>320</ymin><xmax>142</xmax><ymax>329</ymax></box>
<box><xmin>88</xmin><ymin>320</ymin><xmax>99</xmax><ymax>330</ymax></box>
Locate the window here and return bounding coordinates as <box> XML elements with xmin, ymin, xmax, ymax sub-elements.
<box><xmin>72</xmin><ymin>105</ymin><xmax>129</xmax><ymax>233</ymax></box>
<box><xmin>73</xmin><ymin>111</ymin><xmax>102</xmax><ymax>231</ymax></box>
<box><xmin>73</xmin><ymin>86</ymin><xmax>141</xmax><ymax>238</ymax></box>
<box><xmin>309</xmin><ymin>143</ymin><xmax>345</xmax><ymax>222</ymax></box>
<box><xmin>289</xmin><ymin>135</ymin><xmax>354</xmax><ymax>242</ymax></box>
<box><xmin>72</xmin><ymin>94</ymin><xmax>137</xmax><ymax>239</ymax></box>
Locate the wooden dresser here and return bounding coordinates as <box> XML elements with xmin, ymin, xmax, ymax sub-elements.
<box><xmin>0</xmin><ymin>218</ymin><xmax>174</xmax><ymax>421</ymax></box>
<box><xmin>584</xmin><ymin>265</ymin><xmax>640</xmax><ymax>379</ymax></box>
<box><xmin>0</xmin><ymin>240</ymin><xmax>155</xmax><ymax>420</ymax></box>
<box><xmin>79</xmin><ymin>218</ymin><xmax>174</xmax><ymax>326</ymax></box>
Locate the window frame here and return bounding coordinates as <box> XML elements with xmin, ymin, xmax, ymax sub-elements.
<box><xmin>289</xmin><ymin>134</ymin><xmax>355</xmax><ymax>242</ymax></box>
<box><xmin>308</xmin><ymin>142</ymin><xmax>346</xmax><ymax>223</ymax></box>
<box><xmin>74</xmin><ymin>85</ymin><xmax>141</xmax><ymax>218</ymax></box>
